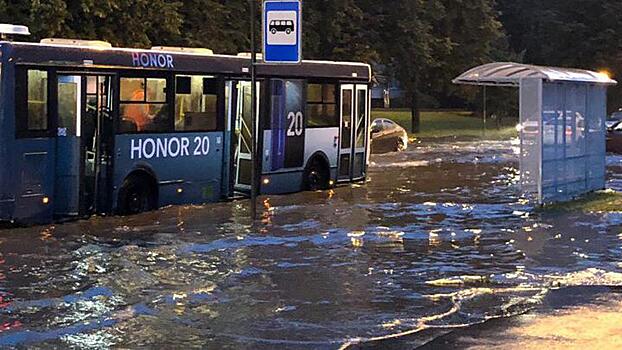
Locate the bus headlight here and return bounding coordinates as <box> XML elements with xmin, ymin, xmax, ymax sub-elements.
<box><xmin>42</xmin><ymin>197</ymin><xmax>50</xmax><ymax>205</ymax></box>
<box><xmin>262</xmin><ymin>177</ymin><xmax>271</xmax><ymax>185</ymax></box>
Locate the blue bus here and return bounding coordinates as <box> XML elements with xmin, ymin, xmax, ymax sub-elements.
<box><xmin>0</xmin><ymin>36</ymin><xmax>372</xmax><ymax>224</ymax></box>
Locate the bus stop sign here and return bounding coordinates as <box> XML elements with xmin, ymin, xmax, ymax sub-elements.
<box><xmin>263</xmin><ymin>0</ymin><xmax>302</xmax><ymax>64</ymax></box>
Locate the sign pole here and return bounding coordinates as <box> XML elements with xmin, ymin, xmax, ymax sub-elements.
<box><xmin>250</xmin><ymin>0</ymin><xmax>258</xmax><ymax>220</ymax></box>
<box><xmin>255</xmin><ymin>0</ymin><xmax>301</xmax><ymax>220</ymax></box>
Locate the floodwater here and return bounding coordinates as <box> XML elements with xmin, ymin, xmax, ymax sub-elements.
<box><xmin>1</xmin><ymin>138</ymin><xmax>622</xmax><ymax>349</ymax></box>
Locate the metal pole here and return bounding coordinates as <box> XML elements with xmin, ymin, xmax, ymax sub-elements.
<box><xmin>250</xmin><ymin>0</ymin><xmax>258</xmax><ymax>220</ymax></box>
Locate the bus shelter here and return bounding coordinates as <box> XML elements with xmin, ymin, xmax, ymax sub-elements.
<box><xmin>453</xmin><ymin>62</ymin><xmax>617</xmax><ymax>204</ymax></box>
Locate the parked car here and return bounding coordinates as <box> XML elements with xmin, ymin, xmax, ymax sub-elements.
<box><xmin>370</xmin><ymin>118</ymin><xmax>408</xmax><ymax>153</ymax></box>
<box><xmin>606</xmin><ymin>110</ymin><xmax>622</xmax><ymax>129</ymax></box>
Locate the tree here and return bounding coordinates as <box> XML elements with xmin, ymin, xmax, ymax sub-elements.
<box><xmin>497</xmin><ymin>0</ymin><xmax>622</xmax><ymax>110</ymax></box>
<box><xmin>358</xmin><ymin>0</ymin><xmax>506</xmax><ymax>132</ymax></box>
<box><xmin>371</xmin><ymin>0</ymin><xmax>451</xmax><ymax>133</ymax></box>
<box><xmin>173</xmin><ymin>0</ymin><xmax>261</xmax><ymax>55</ymax></box>
<box><xmin>429</xmin><ymin>0</ymin><xmax>507</xmax><ymax>109</ymax></box>
<box><xmin>68</xmin><ymin>0</ymin><xmax>183</xmax><ymax>47</ymax></box>
<box><xmin>0</xmin><ymin>0</ymin><xmax>29</xmax><ymax>28</ymax></box>
<box><xmin>304</xmin><ymin>0</ymin><xmax>377</xmax><ymax>63</ymax></box>
<box><xmin>6</xmin><ymin>0</ymin><xmax>184</xmax><ymax>48</ymax></box>
<box><xmin>28</xmin><ymin>0</ymin><xmax>69</xmax><ymax>38</ymax></box>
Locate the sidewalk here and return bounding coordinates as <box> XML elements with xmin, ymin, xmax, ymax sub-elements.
<box><xmin>349</xmin><ymin>286</ymin><xmax>622</xmax><ymax>350</ymax></box>
<box><xmin>420</xmin><ymin>286</ymin><xmax>622</xmax><ymax>350</ymax></box>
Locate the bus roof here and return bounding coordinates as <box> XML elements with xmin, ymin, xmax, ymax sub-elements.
<box><xmin>1</xmin><ymin>41</ymin><xmax>371</xmax><ymax>82</ymax></box>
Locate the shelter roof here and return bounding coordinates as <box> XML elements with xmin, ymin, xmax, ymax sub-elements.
<box><xmin>453</xmin><ymin>62</ymin><xmax>617</xmax><ymax>87</ymax></box>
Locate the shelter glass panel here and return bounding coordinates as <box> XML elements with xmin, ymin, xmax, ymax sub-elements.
<box><xmin>519</xmin><ymin>78</ymin><xmax>542</xmax><ymax>199</ymax></box>
<box><xmin>538</xmin><ymin>81</ymin><xmax>607</xmax><ymax>203</ymax></box>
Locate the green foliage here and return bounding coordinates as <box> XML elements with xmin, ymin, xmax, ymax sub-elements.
<box><xmin>360</xmin><ymin>0</ymin><xmax>503</xmax><ymax>132</ymax></box>
<box><xmin>498</xmin><ymin>0</ymin><xmax>622</xmax><ymax>111</ymax></box>
<box><xmin>304</xmin><ymin>0</ymin><xmax>377</xmax><ymax>62</ymax></box>
<box><xmin>68</xmin><ymin>0</ymin><xmax>183</xmax><ymax>47</ymax></box>
<box><xmin>29</xmin><ymin>0</ymin><xmax>68</xmax><ymax>38</ymax></box>
<box><xmin>3</xmin><ymin>1</ymin><xmax>503</xmax><ymax>65</ymax></box>
<box><xmin>430</xmin><ymin>0</ymin><xmax>507</xmax><ymax>105</ymax></box>
<box><xmin>171</xmin><ymin>0</ymin><xmax>263</xmax><ymax>54</ymax></box>
<box><xmin>2</xmin><ymin>0</ymin><xmax>183</xmax><ymax>47</ymax></box>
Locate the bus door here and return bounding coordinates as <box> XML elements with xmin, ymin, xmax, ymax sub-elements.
<box><xmin>338</xmin><ymin>84</ymin><xmax>369</xmax><ymax>181</ymax></box>
<box><xmin>353</xmin><ymin>85</ymin><xmax>369</xmax><ymax>180</ymax></box>
<box><xmin>231</xmin><ymin>81</ymin><xmax>260</xmax><ymax>193</ymax></box>
<box><xmin>54</xmin><ymin>74</ymin><xmax>114</xmax><ymax>217</ymax></box>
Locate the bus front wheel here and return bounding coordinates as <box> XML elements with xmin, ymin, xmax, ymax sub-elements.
<box><xmin>304</xmin><ymin>158</ymin><xmax>330</xmax><ymax>191</ymax></box>
<box><xmin>118</xmin><ymin>175</ymin><xmax>157</xmax><ymax>215</ymax></box>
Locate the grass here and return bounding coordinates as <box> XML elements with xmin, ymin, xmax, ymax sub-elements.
<box><xmin>372</xmin><ymin>109</ymin><xmax>518</xmax><ymax>140</ymax></box>
<box><xmin>540</xmin><ymin>190</ymin><xmax>622</xmax><ymax>213</ymax></box>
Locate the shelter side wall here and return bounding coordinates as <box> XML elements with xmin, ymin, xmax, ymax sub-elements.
<box><xmin>539</xmin><ymin>81</ymin><xmax>607</xmax><ymax>203</ymax></box>
<box><xmin>585</xmin><ymin>85</ymin><xmax>607</xmax><ymax>191</ymax></box>
<box><xmin>519</xmin><ymin>78</ymin><xmax>543</xmax><ymax>202</ymax></box>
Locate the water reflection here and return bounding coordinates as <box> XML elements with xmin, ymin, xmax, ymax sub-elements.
<box><xmin>0</xmin><ymin>139</ymin><xmax>621</xmax><ymax>348</ymax></box>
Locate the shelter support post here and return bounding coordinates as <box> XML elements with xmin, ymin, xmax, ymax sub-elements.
<box><xmin>483</xmin><ymin>85</ymin><xmax>487</xmax><ymax>135</ymax></box>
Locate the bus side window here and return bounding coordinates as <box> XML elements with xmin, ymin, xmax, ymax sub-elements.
<box><xmin>118</xmin><ymin>77</ymin><xmax>169</xmax><ymax>133</ymax></box>
<box><xmin>174</xmin><ymin>75</ymin><xmax>220</xmax><ymax>132</ymax></box>
<box><xmin>16</xmin><ymin>69</ymin><xmax>49</xmax><ymax>137</ymax></box>
<box><xmin>306</xmin><ymin>83</ymin><xmax>338</xmax><ymax>127</ymax></box>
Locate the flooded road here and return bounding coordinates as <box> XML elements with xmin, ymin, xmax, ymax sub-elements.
<box><xmin>2</xmin><ymin>139</ymin><xmax>622</xmax><ymax>349</ymax></box>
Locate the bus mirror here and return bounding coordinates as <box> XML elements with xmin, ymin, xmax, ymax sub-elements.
<box><xmin>203</xmin><ymin>78</ymin><xmax>219</xmax><ymax>95</ymax></box>
<box><xmin>176</xmin><ymin>76</ymin><xmax>191</xmax><ymax>94</ymax></box>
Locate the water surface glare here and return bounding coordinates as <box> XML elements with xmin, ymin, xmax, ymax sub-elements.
<box><xmin>1</xmin><ymin>139</ymin><xmax>622</xmax><ymax>349</ymax></box>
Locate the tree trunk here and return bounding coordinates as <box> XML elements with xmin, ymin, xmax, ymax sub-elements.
<box><xmin>410</xmin><ymin>80</ymin><xmax>421</xmax><ymax>134</ymax></box>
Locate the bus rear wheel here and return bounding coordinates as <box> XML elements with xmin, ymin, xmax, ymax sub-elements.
<box><xmin>118</xmin><ymin>175</ymin><xmax>157</xmax><ymax>215</ymax></box>
<box><xmin>304</xmin><ymin>158</ymin><xmax>330</xmax><ymax>191</ymax></box>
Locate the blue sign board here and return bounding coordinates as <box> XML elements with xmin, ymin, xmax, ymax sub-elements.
<box><xmin>263</xmin><ymin>0</ymin><xmax>302</xmax><ymax>64</ymax></box>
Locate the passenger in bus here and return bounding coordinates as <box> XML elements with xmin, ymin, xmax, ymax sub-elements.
<box><xmin>124</xmin><ymin>87</ymin><xmax>150</xmax><ymax>131</ymax></box>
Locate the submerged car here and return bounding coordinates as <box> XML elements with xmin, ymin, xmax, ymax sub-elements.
<box><xmin>370</xmin><ymin>118</ymin><xmax>408</xmax><ymax>153</ymax></box>
<box><xmin>606</xmin><ymin>111</ymin><xmax>622</xmax><ymax>129</ymax></box>
<box><xmin>607</xmin><ymin>120</ymin><xmax>622</xmax><ymax>153</ymax></box>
